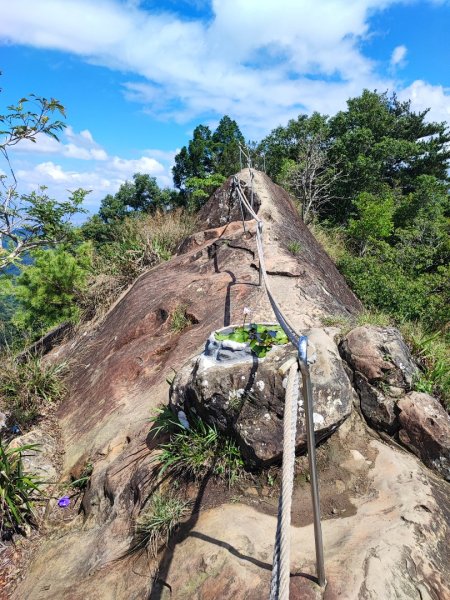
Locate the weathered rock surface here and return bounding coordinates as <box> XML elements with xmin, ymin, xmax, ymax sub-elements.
<box><xmin>398</xmin><ymin>392</ymin><xmax>450</xmax><ymax>481</ymax></box>
<box><xmin>340</xmin><ymin>326</ymin><xmax>417</xmax><ymax>433</ymax></box>
<box><xmin>8</xmin><ymin>171</ymin><xmax>450</xmax><ymax>600</ymax></box>
<box><xmin>171</xmin><ymin>327</ymin><xmax>355</xmax><ymax>467</ymax></box>
<box><xmin>150</xmin><ymin>415</ymin><xmax>450</xmax><ymax>600</ymax></box>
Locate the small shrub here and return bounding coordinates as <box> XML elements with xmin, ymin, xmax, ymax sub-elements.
<box><xmin>287</xmin><ymin>241</ymin><xmax>302</xmax><ymax>255</ymax></box>
<box><xmin>150</xmin><ymin>408</ymin><xmax>244</xmax><ymax>485</ymax></box>
<box><xmin>0</xmin><ymin>440</ymin><xmax>42</xmax><ymax>538</ymax></box>
<box><xmin>0</xmin><ymin>356</ymin><xmax>66</xmax><ymax>429</ymax></box>
<box><xmin>135</xmin><ymin>492</ymin><xmax>189</xmax><ymax>555</ymax></box>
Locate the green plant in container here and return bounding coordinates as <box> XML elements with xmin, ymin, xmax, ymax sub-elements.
<box><xmin>215</xmin><ymin>322</ymin><xmax>288</xmax><ymax>358</ymax></box>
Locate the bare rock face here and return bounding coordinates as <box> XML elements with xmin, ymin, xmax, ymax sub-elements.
<box><xmin>340</xmin><ymin>326</ymin><xmax>417</xmax><ymax>433</ymax></box>
<box><xmin>171</xmin><ymin>327</ymin><xmax>354</xmax><ymax>468</ymax></box>
<box><xmin>398</xmin><ymin>392</ymin><xmax>450</xmax><ymax>481</ymax></box>
<box><xmin>150</xmin><ymin>414</ymin><xmax>450</xmax><ymax>600</ymax></box>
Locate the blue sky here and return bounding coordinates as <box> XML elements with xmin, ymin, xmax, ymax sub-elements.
<box><xmin>1</xmin><ymin>0</ymin><xmax>449</xmax><ymax>216</ymax></box>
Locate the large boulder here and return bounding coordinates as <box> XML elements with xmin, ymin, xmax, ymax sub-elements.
<box><xmin>340</xmin><ymin>326</ymin><xmax>417</xmax><ymax>433</ymax></box>
<box><xmin>171</xmin><ymin>327</ymin><xmax>354</xmax><ymax>468</ymax></box>
<box><xmin>398</xmin><ymin>392</ymin><xmax>450</xmax><ymax>481</ymax></box>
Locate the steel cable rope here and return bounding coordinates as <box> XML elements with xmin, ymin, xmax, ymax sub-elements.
<box><xmin>231</xmin><ymin>167</ymin><xmax>326</xmax><ymax>597</ymax></box>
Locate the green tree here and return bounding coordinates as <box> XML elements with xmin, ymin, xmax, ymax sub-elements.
<box><xmin>9</xmin><ymin>243</ymin><xmax>92</xmax><ymax>334</ymax></box>
<box><xmin>172</xmin><ymin>117</ymin><xmax>246</xmax><ymax>194</ymax></box>
<box><xmin>327</xmin><ymin>90</ymin><xmax>450</xmax><ymax>223</ymax></box>
<box><xmin>172</xmin><ymin>125</ymin><xmax>214</xmax><ymax>192</ymax></box>
<box><xmin>212</xmin><ymin>116</ymin><xmax>245</xmax><ymax>176</ymax></box>
<box><xmin>98</xmin><ymin>173</ymin><xmax>172</xmax><ymax>223</ymax></box>
<box><xmin>0</xmin><ymin>94</ymin><xmax>87</xmax><ymax>269</ymax></box>
<box><xmin>258</xmin><ymin>112</ymin><xmax>329</xmax><ymax>182</ymax></box>
<box><xmin>184</xmin><ymin>174</ymin><xmax>226</xmax><ymax>211</ymax></box>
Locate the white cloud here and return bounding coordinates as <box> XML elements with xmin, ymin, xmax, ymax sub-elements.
<box><xmin>390</xmin><ymin>45</ymin><xmax>407</xmax><ymax>68</ymax></box>
<box><xmin>0</xmin><ymin>0</ymin><xmax>409</xmax><ymax>134</ymax></box>
<box><xmin>14</xmin><ymin>126</ymin><xmax>109</xmax><ymax>161</ymax></box>
<box><xmin>399</xmin><ymin>80</ymin><xmax>450</xmax><ymax>123</ymax></box>
<box><xmin>12</xmin><ymin>147</ymin><xmax>174</xmax><ymax>214</ymax></box>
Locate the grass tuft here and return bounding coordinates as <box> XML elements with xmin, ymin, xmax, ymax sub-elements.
<box><xmin>355</xmin><ymin>310</ymin><xmax>392</xmax><ymax>328</ymax></box>
<box><xmin>150</xmin><ymin>407</ymin><xmax>244</xmax><ymax>485</ymax></box>
<box><xmin>170</xmin><ymin>304</ymin><xmax>191</xmax><ymax>333</ymax></box>
<box><xmin>0</xmin><ymin>355</ymin><xmax>67</xmax><ymax>430</ymax></box>
<box><xmin>401</xmin><ymin>323</ymin><xmax>450</xmax><ymax>408</ymax></box>
<box><xmin>287</xmin><ymin>241</ymin><xmax>302</xmax><ymax>255</ymax></box>
<box><xmin>135</xmin><ymin>492</ymin><xmax>190</xmax><ymax>555</ymax></box>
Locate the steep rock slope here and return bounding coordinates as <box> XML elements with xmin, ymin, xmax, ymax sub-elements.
<box><xmin>11</xmin><ymin>171</ymin><xmax>450</xmax><ymax>600</ymax></box>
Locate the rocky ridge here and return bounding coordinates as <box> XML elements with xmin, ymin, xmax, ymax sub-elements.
<box><xmin>6</xmin><ymin>170</ymin><xmax>450</xmax><ymax>600</ymax></box>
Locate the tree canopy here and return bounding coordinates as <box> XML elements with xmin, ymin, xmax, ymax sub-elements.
<box><xmin>173</xmin><ymin>116</ymin><xmax>245</xmax><ymax>195</ymax></box>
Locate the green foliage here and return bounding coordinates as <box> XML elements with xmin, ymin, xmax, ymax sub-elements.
<box><xmin>258</xmin><ymin>112</ymin><xmax>329</xmax><ymax>182</ymax></box>
<box><xmin>98</xmin><ymin>173</ymin><xmax>176</xmax><ymax>223</ymax></box>
<box><xmin>211</xmin><ymin>115</ymin><xmax>245</xmax><ymax>175</ymax></box>
<box><xmin>327</xmin><ymin>90</ymin><xmax>450</xmax><ymax>223</ymax></box>
<box><xmin>184</xmin><ymin>174</ymin><xmax>226</xmax><ymax>211</ymax></box>
<box><xmin>401</xmin><ymin>324</ymin><xmax>450</xmax><ymax>408</ymax></box>
<box><xmin>0</xmin><ymin>440</ymin><xmax>42</xmax><ymax>538</ymax></box>
<box><xmin>287</xmin><ymin>241</ymin><xmax>302</xmax><ymax>255</ymax></box>
<box><xmin>215</xmin><ymin>324</ymin><xmax>288</xmax><ymax>358</ymax></box>
<box><xmin>9</xmin><ymin>243</ymin><xmax>92</xmax><ymax>335</ymax></box>
<box><xmin>347</xmin><ymin>190</ymin><xmax>395</xmax><ymax>253</ymax></box>
<box><xmin>338</xmin><ymin>246</ymin><xmax>430</xmax><ymax>324</ymax></box>
<box><xmin>173</xmin><ymin>125</ymin><xmax>214</xmax><ymax>191</ymax></box>
<box><xmin>0</xmin><ymin>356</ymin><xmax>66</xmax><ymax>429</ymax></box>
<box><xmin>0</xmin><ymin>187</ymin><xmax>88</xmax><ymax>271</ymax></box>
<box><xmin>170</xmin><ymin>304</ymin><xmax>191</xmax><ymax>333</ymax></box>
<box><xmin>172</xmin><ymin>116</ymin><xmax>245</xmax><ymax>193</ymax></box>
<box><xmin>135</xmin><ymin>491</ymin><xmax>190</xmax><ymax>555</ymax></box>
<box><xmin>0</xmin><ymin>92</ymin><xmax>88</xmax><ymax>270</ymax></box>
<box><xmin>150</xmin><ymin>408</ymin><xmax>244</xmax><ymax>484</ymax></box>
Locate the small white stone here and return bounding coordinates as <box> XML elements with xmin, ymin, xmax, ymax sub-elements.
<box><xmin>313</xmin><ymin>413</ymin><xmax>324</xmax><ymax>425</ymax></box>
<box><xmin>256</xmin><ymin>380</ymin><xmax>265</xmax><ymax>392</ymax></box>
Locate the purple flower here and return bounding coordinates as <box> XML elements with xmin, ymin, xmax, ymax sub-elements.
<box><xmin>58</xmin><ymin>496</ymin><xmax>70</xmax><ymax>508</ymax></box>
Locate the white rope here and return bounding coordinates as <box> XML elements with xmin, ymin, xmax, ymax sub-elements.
<box><xmin>269</xmin><ymin>362</ymin><xmax>299</xmax><ymax>600</ymax></box>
